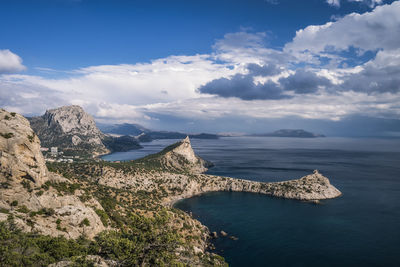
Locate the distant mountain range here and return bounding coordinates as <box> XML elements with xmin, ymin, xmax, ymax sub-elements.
<box><xmin>97</xmin><ymin>123</ymin><xmax>150</xmax><ymax>136</ymax></box>
<box><xmin>251</xmin><ymin>129</ymin><xmax>325</xmax><ymax>138</ymax></box>
<box><xmin>97</xmin><ymin>123</ymin><xmax>219</xmax><ymax>141</ymax></box>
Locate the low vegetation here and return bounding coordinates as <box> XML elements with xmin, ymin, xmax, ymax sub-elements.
<box><xmin>0</xmin><ymin>160</ymin><xmax>227</xmax><ymax>266</ymax></box>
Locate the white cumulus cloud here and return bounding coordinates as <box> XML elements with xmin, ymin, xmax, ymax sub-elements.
<box><xmin>0</xmin><ymin>49</ymin><xmax>26</xmax><ymax>73</ymax></box>
<box><xmin>285</xmin><ymin>1</ymin><xmax>400</xmax><ymax>57</ymax></box>
<box><xmin>327</xmin><ymin>0</ymin><xmax>341</xmax><ymax>7</ymax></box>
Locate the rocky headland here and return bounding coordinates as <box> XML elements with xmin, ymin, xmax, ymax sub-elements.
<box><xmin>89</xmin><ymin>136</ymin><xmax>341</xmax><ymax>205</ymax></box>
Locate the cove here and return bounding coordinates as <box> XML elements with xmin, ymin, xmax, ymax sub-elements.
<box><xmin>174</xmin><ymin>191</ymin><xmax>398</xmax><ymax>267</ymax></box>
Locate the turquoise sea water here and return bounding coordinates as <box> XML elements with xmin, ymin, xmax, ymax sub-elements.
<box><xmin>103</xmin><ymin>137</ymin><xmax>400</xmax><ymax>266</ymax></box>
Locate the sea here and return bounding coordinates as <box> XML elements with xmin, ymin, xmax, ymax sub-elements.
<box><xmin>102</xmin><ymin>136</ymin><xmax>400</xmax><ymax>267</ymax></box>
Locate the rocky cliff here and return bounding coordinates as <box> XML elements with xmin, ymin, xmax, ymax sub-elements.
<box><xmin>29</xmin><ymin>105</ymin><xmax>143</xmax><ymax>156</ymax></box>
<box><xmin>137</xmin><ymin>136</ymin><xmax>212</xmax><ymax>173</ymax></box>
<box><xmin>1</xmin><ymin>109</ymin><xmax>48</xmax><ymax>186</ymax></box>
<box><xmin>0</xmin><ymin>108</ymin><xmax>105</xmax><ymax>239</ymax></box>
<box><xmin>29</xmin><ymin>105</ymin><xmax>109</xmax><ymax>156</ymax></box>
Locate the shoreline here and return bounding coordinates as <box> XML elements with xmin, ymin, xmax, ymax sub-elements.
<box><xmin>165</xmin><ymin>171</ymin><xmax>342</xmax><ymax>208</ymax></box>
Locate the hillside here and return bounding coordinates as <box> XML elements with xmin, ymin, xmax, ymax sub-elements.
<box><xmin>0</xmin><ymin>108</ymin><xmax>227</xmax><ymax>266</ymax></box>
<box><xmin>1</xmin><ymin>109</ymin><xmax>341</xmax><ymax>266</ymax></box>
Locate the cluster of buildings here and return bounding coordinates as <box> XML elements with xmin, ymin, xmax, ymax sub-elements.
<box><xmin>40</xmin><ymin>147</ymin><xmax>80</xmax><ymax>163</ymax></box>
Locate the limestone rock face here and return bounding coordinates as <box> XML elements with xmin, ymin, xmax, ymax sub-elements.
<box><xmin>158</xmin><ymin>136</ymin><xmax>212</xmax><ymax>173</ymax></box>
<box><xmin>0</xmin><ymin>109</ymin><xmax>105</xmax><ymax>239</ymax></box>
<box><xmin>0</xmin><ymin>109</ymin><xmax>48</xmax><ymax>186</ymax></box>
<box><xmin>29</xmin><ymin>105</ymin><xmax>109</xmax><ymax>155</ymax></box>
<box><xmin>43</xmin><ymin>105</ymin><xmax>103</xmax><ymax>138</ymax></box>
<box><xmin>172</xmin><ymin>136</ymin><xmax>198</xmax><ymax>163</ymax></box>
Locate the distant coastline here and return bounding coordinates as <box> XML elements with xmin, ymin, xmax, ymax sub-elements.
<box><xmin>251</xmin><ymin>129</ymin><xmax>325</xmax><ymax>138</ymax></box>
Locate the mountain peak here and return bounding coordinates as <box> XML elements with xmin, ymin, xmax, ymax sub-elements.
<box><xmin>43</xmin><ymin>105</ymin><xmax>102</xmax><ymax>136</ymax></box>
<box><xmin>171</xmin><ymin>136</ymin><xmax>197</xmax><ymax>164</ymax></box>
<box><xmin>139</xmin><ymin>136</ymin><xmax>212</xmax><ymax>173</ymax></box>
<box><xmin>29</xmin><ymin>105</ymin><xmax>108</xmax><ymax>155</ymax></box>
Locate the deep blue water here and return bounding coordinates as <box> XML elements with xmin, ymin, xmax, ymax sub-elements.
<box><xmin>103</xmin><ymin>137</ymin><xmax>400</xmax><ymax>266</ymax></box>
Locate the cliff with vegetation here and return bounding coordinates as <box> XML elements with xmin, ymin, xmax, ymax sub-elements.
<box><xmin>0</xmin><ymin>108</ymin><xmax>341</xmax><ymax>266</ymax></box>
<box><xmin>0</xmin><ymin>108</ymin><xmax>226</xmax><ymax>266</ymax></box>
<box><xmin>0</xmin><ymin>108</ymin><xmax>106</xmax><ymax>240</ymax></box>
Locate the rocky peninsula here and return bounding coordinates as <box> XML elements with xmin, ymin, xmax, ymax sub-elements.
<box><xmin>92</xmin><ymin>136</ymin><xmax>341</xmax><ymax>205</ymax></box>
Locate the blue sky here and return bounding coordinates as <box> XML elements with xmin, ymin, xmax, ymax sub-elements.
<box><xmin>1</xmin><ymin>0</ymin><xmax>400</xmax><ymax>136</ymax></box>
<box><xmin>1</xmin><ymin>0</ymin><xmax>386</xmax><ymax>70</ymax></box>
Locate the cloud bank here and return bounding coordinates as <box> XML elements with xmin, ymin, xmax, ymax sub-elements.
<box><xmin>1</xmin><ymin>1</ymin><xmax>400</xmax><ymax>133</ymax></box>
<box><xmin>326</xmin><ymin>0</ymin><xmax>384</xmax><ymax>8</ymax></box>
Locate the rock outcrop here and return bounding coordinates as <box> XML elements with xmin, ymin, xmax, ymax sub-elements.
<box><xmin>29</xmin><ymin>105</ymin><xmax>143</xmax><ymax>156</ymax></box>
<box><xmin>0</xmin><ymin>108</ymin><xmax>105</xmax><ymax>239</ymax></box>
<box><xmin>140</xmin><ymin>136</ymin><xmax>212</xmax><ymax>173</ymax></box>
<box><xmin>28</xmin><ymin>105</ymin><xmax>109</xmax><ymax>156</ymax></box>
<box><xmin>1</xmin><ymin>109</ymin><xmax>48</xmax><ymax>186</ymax></box>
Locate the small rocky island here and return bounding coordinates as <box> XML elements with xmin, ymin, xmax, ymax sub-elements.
<box><xmin>252</xmin><ymin>129</ymin><xmax>325</xmax><ymax>138</ymax></box>
<box><xmin>0</xmin><ymin>108</ymin><xmax>341</xmax><ymax>266</ymax></box>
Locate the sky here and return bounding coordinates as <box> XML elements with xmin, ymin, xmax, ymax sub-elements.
<box><xmin>1</xmin><ymin>0</ymin><xmax>400</xmax><ymax>136</ymax></box>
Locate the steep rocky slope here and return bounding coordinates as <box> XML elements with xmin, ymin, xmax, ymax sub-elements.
<box><xmin>29</xmin><ymin>105</ymin><xmax>109</xmax><ymax>156</ymax></box>
<box><xmin>0</xmin><ymin>108</ymin><xmax>105</xmax><ymax>239</ymax></box>
<box><xmin>28</xmin><ymin>105</ymin><xmax>143</xmax><ymax>157</ymax></box>
<box><xmin>137</xmin><ymin>136</ymin><xmax>212</xmax><ymax>173</ymax></box>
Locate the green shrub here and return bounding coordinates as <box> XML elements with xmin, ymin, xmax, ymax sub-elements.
<box><xmin>16</xmin><ymin>205</ymin><xmax>30</xmax><ymax>214</ymax></box>
<box><xmin>27</xmin><ymin>133</ymin><xmax>35</xmax><ymax>143</ymax></box>
<box><xmin>0</xmin><ymin>132</ymin><xmax>14</xmax><ymax>139</ymax></box>
<box><xmin>21</xmin><ymin>180</ymin><xmax>32</xmax><ymax>191</ymax></box>
<box><xmin>95</xmin><ymin>209</ymin><xmax>109</xmax><ymax>227</ymax></box>
<box><xmin>80</xmin><ymin>218</ymin><xmax>90</xmax><ymax>227</ymax></box>
<box><xmin>43</xmin><ymin>208</ymin><xmax>55</xmax><ymax>217</ymax></box>
<box><xmin>91</xmin><ymin>213</ymin><xmax>181</xmax><ymax>266</ymax></box>
<box><xmin>0</xmin><ymin>222</ymin><xmax>90</xmax><ymax>266</ymax></box>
